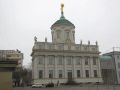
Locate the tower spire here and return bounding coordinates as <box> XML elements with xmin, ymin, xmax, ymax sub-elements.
<box><xmin>60</xmin><ymin>3</ymin><xmax>65</xmax><ymax>19</ymax></box>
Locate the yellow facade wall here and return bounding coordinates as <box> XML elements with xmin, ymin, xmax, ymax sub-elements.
<box><xmin>0</xmin><ymin>72</ymin><xmax>12</xmax><ymax>90</ymax></box>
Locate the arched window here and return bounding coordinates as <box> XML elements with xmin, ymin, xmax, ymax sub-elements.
<box><xmin>57</xmin><ymin>30</ymin><xmax>61</xmax><ymax>39</ymax></box>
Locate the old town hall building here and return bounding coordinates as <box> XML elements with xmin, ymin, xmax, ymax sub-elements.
<box><xmin>31</xmin><ymin>4</ymin><xmax>103</xmax><ymax>85</ymax></box>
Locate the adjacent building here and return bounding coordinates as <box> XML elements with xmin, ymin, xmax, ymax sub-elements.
<box><xmin>31</xmin><ymin>3</ymin><xmax>103</xmax><ymax>85</ymax></box>
<box><xmin>101</xmin><ymin>51</ymin><xmax>120</xmax><ymax>84</ymax></box>
<box><xmin>0</xmin><ymin>50</ymin><xmax>23</xmax><ymax>90</ymax></box>
<box><xmin>0</xmin><ymin>50</ymin><xmax>23</xmax><ymax>68</ymax></box>
<box><xmin>100</xmin><ymin>55</ymin><xmax>115</xmax><ymax>84</ymax></box>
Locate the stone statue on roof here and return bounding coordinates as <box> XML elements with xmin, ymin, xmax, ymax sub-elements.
<box><xmin>34</xmin><ymin>36</ymin><xmax>37</xmax><ymax>42</ymax></box>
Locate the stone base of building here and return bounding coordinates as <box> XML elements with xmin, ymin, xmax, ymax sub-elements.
<box><xmin>33</xmin><ymin>78</ymin><xmax>103</xmax><ymax>85</ymax></box>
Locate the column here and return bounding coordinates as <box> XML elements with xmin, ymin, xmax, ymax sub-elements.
<box><xmin>34</xmin><ymin>57</ymin><xmax>38</xmax><ymax>79</ymax></box>
<box><xmin>90</xmin><ymin>56</ymin><xmax>94</xmax><ymax>77</ymax></box>
<box><xmin>32</xmin><ymin>59</ymin><xmax>34</xmax><ymax>79</ymax></box>
<box><xmin>54</xmin><ymin>55</ymin><xmax>57</xmax><ymax>78</ymax></box>
<box><xmin>97</xmin><ymin>57</ymin><xmax>102</xmax><ymax>78</ymax></box>
<box><xmin>64</xmin><ymin>56</ymin><xmax>67</xmax><ymax>78</ymax></box>
<box><xmin>44</xmin><ymin>55</ymin><xmax>48</xmax><ymax>78</ymax></box>
<box><xmin>81</xmin><ymin>56</ymin><xmax>85</xmax><ymax>78</ymax></box>
<box><xmin>72</xmin><ymin>56</ymin><xmax>76</xmax><ymax>78</ymax></box>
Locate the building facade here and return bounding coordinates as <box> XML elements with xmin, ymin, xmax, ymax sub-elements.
<box><xmin>101</xmin><ymin>51</ymin><xmax>120</xmax><ymax>84</ymax></box>
<box><xmin>31</xmin><ymin>4</ymin><xmax>103</xmax><ymax>85</ymax></box>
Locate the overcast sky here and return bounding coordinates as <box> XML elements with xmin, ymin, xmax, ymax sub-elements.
<box><xmin>0</xmin><ymin>0</ymin><xmax>120</xmax><ymax>67</ymax></box>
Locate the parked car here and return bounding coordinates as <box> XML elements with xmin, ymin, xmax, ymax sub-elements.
<box><xmin>32</xmin><ymin>84</ymin><xmax>43</xmax><ymax>88</ymax></box>
<box><xmin>46</xmin><ymin>83</ymin><xmax>54</xmax><ymax>87</ymax></box>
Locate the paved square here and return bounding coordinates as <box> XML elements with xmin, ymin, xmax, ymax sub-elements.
<box><xmin>13</xmin><ymin>85</ymin><xmax>120</xmax><ymax>90</ymax></box>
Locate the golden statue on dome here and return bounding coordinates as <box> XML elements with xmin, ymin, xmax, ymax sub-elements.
<box><xmin>61</xmin><ymin>3</ymin><xmax>64</xmax><ymax>12</ymax></box>
<box><xmin>60</xmin><ymin>1</ymin><xmax>65</xmax><ymax>19</ymax></box>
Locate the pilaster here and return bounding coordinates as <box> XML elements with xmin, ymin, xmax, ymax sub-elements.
<box><xmin>64</xmin><ymin>56</ymin><xmax>67</xmax><ymax>78</ymax></box>
<box><xmin>81</xmin><ymin>56</ymin><xmax>85</xmax><ymax>78</ymax></box>
<box><xmin>90</xmin><ymin>57</ymin><xmax>94</xmax><ymax>77</ymax></box>
<box><xmin>34</xmin><ymin>57</ymin><xmax>38</xmax><ymax>79</ymax></box>
<box><xmin>44</xmin><ymin>55</ymin><xmax>48</xmax><ymax>78</ymax></box>
<box><xmin>72</xmin><ymin>56</ymin><xmax>76</xmax><ymax>78</ymax></box>
<box><xmin>97</xmin><ymin>57</ymin><xmax>102</xmax><ymax>78</ymax></box>
<box><xmin>54</xmin><ymin>55</ymin><xmax>57</xmax><ymax>78</ymax></box>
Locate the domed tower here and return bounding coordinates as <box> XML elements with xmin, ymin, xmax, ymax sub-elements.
<box><xmin>51</xmin><ymin>3</ymin><xmax>75</xmax><ymax>44</ymax></box>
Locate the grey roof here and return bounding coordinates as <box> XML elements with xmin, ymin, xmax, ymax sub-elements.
<box><xmin>51</xmin><ymin>17</ymin><xmax>75</xmax><ymax>29</ymax></box>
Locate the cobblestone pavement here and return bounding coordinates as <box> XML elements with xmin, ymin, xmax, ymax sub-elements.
<box><xmin>13</xmin><ymin>85</ymin><xmax>120</xmax><ymax>90</ymax></box>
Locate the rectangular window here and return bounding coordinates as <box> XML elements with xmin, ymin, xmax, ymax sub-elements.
<box><xmin>59</xmin><ymin>70</ymin><xmax>63</xmax><ymax>78</ymax></box>
<box><xmin>77</xmin><ymin>70</ymin><xmax>81</xmax><ymax>78</ymax></box>
<box><xmin>57</xmin><ymin>30</ymin><xmax>61</xmax><ymax>39</ymax></box>
<box><xmin>93</xmin><ymin>57</ymin><xmax>97</xmax><ymax>65</ymax></box>
<box><xmin>119</xmin><ymin>71</ymin><xmax>120</xmax><ymax>78</ymax></box>
<box><xmin>39</xmin><ymin>70</ymin><xmax>43</xmax><ymax>79</ymax></box>
<box><xmin>94</xmin><ymin>70</ymin><xmax>98</xmax><ymax>77</ymax></box>
<box><xmin>85</xmin><ymin>70</ymin><xmax>89</xmax><ymax>78</ymax></box>
<box><xmin>67</xmin><ymin>70</ymin><xmax>72</xmax><ymax>79</ymax></box>
<box><xmin>58</xmin><ymin>56</ymin><xmax>63</xmax><ymax>65</ymax></box>
<box><xmin>49</xmin><ymin>56</ymin><xmax>54</xmax><ymax>65</ymax></box>
<box><xmin>39</xmin><ymin>56</ymin><xmax>44</xmax><ymax>64</ymax></box>
<box><xmin>117</xmin><ymin>56</ymin><xmax>119</xmax><ymax>59</ymax></box>
<box><xmin>66</xmin><ymin>31</ymin><xmax>70</xmax><ymax>39</ymax></box>
<box><xmin>49</xmin><ymin>70</ymin><xmax>54</xmax><ymax>78</ymax></box>
<box><xmin>66</xmin><ymin>56</ymin><xmax>72</xmax><ymax>65</ymax></box>
<box><xmin>39</xmin><ymin>59</ymin><xmax>43</xmax><ymax>64</ymax></box>
<box><xmin>118</xmin><ymin>63</ymin><xmax>120</xmax><ymax>68</ymax></box>
<box><xmin>85</xmin><ymin>57</ymin><xmax>89</xmax><ymax>65</ymax></box>
<box><xmin>76</xmin><ymin>57</ymin><xmax>81</xmax><ymax>65</ymax></box>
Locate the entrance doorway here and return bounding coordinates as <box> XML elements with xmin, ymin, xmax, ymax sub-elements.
<box><xmin>67</xmin><ymin>70</ymin><xmax>72</xmax><ymax>81</ymax></box>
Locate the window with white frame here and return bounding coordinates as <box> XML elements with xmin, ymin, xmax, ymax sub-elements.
<box><xmin>117</xmin><ymin>56</ymin><xmax>120</xmax><ymax>59</ymax></box>
<box><xmin>48</xmin><ymin>56</ymin><xmax>54</xmax><ymax>65</ymax></box>
<box><xmin>58</xmin><ymin>70</ymin><xmax>63</xmax><ymax>78</ymax></box>
<box><xmin>49</xmin><ymin>70</ymin><xmax>54</xmax><ymax>78</ymax></box>
<box><xmin>85</xmin><ymin>57</ymin><xmax>89</xmax><ymax>65</ymax></box>
<box><xmin>85</xmin><ymin>70</ymin><xmax>89</xmax><ymax>78</ymax></box>
<box><xmin>66</xmin><ymin>31</ymin><xmax>70</xmax><ymax>39</ymax></box>
<box><xmin>93</xmin><ymin>57</ymin><xmax>97</xmax><ymax>65</ymax></box>
<box><xmin>66</xmin><ymin>56</ymin><xmax>72</xmax><ymax>65</ymax></box>
<box><xmin>39</xmin><ymin>56</ymin><xmax>44</xmax><ymax>64</ymax></box>
<box><xmin>58</xmin><ymin>56</ymin><xmax>63</xmax><ymax>65</ymax></box>
<box><xmin>39</xmin><ymin>70</ymin><xmax>43</xmax><ymax>79</ymax></box>
<box><xmin>118</xmin><ymin>62</ymin><xmax>120</xmax><ymax>68</ymax></box>
<box><xmin>94</xmin><ymin>70</ymin><xmax>98</xmax><ymax>77</ymax></box>
<box><xmin>57</xmin><ymin>30</ymin><xmax>61</xmax><ymax>39</ymax></box>
<box><xmin>77</xmin><ymin>70</ymin><xmax>81</xmax><ymax>78</ymax></box>
<box><xmin>76</xmin><ymin>56</ymin><xmax>81</xmax><ymax>65</ymax></box>
<box><xmin>119</xmin><ymin>71</ymin><xmax>120</xmax><ymax>78</ymax></box>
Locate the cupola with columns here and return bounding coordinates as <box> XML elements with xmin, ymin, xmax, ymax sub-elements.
<box><xmin>51</xmin><ymin>3</ymin><xmax>75</xmax><ymax>44</ymax></box>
